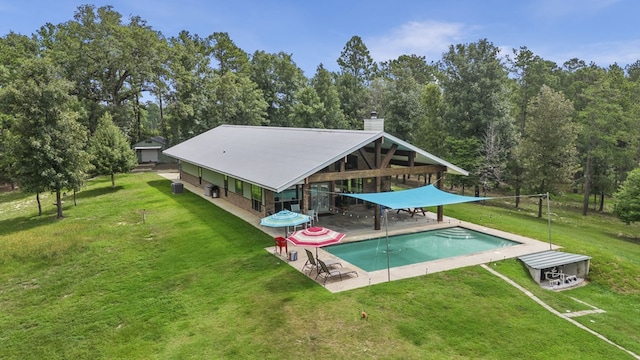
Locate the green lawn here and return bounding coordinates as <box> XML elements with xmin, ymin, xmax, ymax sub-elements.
<box><xmin>1</xmin><ymin>173</ymin><xmax>639</xmax><ymax>359</ymax></box>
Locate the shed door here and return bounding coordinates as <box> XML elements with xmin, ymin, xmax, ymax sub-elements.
<box><xmin>141</xmin><ymin>149</ymin><xmax>158</xmax><ymax>162</ymax></box>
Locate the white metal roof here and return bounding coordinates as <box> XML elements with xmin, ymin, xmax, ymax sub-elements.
<box><xmin>518</xmin><ymin>250</ymin><xmax>591</xmax><ymax>270</ymax></box>
<box><xmin>163</xmin><ymin>125</ymin><xmax>468</xmax><ymax>193</ymax></box>
<box><xmin>134</xmin><ymin>146</ymin><xmax>162</xmax><ymax>150</ymax></box>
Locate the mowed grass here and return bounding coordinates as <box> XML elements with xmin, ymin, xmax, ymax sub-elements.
<box><xmin>1</xmin><ymin>173</ymin><xmax>639</xmax><ymax>359</ymax></box>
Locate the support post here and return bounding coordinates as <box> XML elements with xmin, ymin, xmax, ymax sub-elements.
<box><xmin>547</xmin><ymin>192</ymin><xmax>552</xmax><ymax>250</ymax></box>
<box><xmin>374</xmin><ymin>139</ymin><xmax>382</xmax><ymax>230</ymax></box>
<box><xmin>436</xmin><ymin>171</ymin><xmax>444</xmax><ymax>222</ymax></box>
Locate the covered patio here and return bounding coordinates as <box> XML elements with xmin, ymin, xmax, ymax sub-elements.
<box><xmin>518</xmin><ymin>250</ymin><xmax>592</xmax><ymax>290</ymax></box>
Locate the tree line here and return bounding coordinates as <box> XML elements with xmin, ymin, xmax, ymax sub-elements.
<box><xmin>1</xmin><ymin>4</ymin><xmax>639</xmax><ymax>223</ymax></box>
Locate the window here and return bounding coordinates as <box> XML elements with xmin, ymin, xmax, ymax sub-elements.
<box><xmin>251</xmin><ymin>185</ymin><xmax>262</xmax><ymax>212</ymax></box>
<box><xmin>235</xmin><ymin>179</ymin><xmax>243</xmax><ymax>194</ymax></box>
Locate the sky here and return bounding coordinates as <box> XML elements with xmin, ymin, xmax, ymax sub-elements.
<box><xmin>1</xmin><ymin>0</ymin><xmax>639</xmax><ymax>76</ymax></box>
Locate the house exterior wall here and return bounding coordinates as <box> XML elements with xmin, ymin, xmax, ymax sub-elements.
<box><xmin>175</xmin><ymin>143</ymin><xmax>444</xmax><ymax>221</ymax></box>
<box><xmin>223</xmin><ymin>187</ymin><xmax>253</xmax><ymax>213</ymax></box>
<box><xmin>181</xmin><ymin>162</ymin><xmax>200</xmax><ymax>184</ymax></box>
<box><xmin>202</xmin><ymin>169</ymin><xmax>224</xmax><ymax>188</ymax></box>
<box><xmin>264</xmin><ymin>190</ymin><xmax>276</xmax><ymax>215</ymax></box>
<box><xmin>180</xmin><ymin>171</ymin><xmax>201</xmax><ymax>191</ymax></box>
<box><xmin>179</xmin><ymin>164</ymin><xmax>259</xmax><ymax>215</ymax></box>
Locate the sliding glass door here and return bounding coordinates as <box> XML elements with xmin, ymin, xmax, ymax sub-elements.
<box><xmin>310</xmin><ymin>182</ymin><xmax>331</xmax><ymax>213</ymax></box>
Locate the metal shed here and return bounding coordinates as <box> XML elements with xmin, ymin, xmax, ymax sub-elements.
<box><xmin>518</xmin><ymin>250</ymin><xmax>591</xmax><ymax>288</ymax></box>
<box><xmin>133</xmin><ymin>137</ymin><xmax>169</xmax><ymax>164</ymax></box>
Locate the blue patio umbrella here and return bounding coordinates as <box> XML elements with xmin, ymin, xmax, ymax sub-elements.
<box><xmin>260</xmin><ymin>210</ymin><xmax>310</xmax><ymax>236</ymax></box>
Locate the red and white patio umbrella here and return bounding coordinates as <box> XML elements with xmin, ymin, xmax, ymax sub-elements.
<box><xmin>287</xmin><ymin>226</ymin><xmax>346</xmax><ymax>258</ymax></box>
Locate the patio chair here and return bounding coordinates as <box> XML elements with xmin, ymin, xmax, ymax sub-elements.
<box><xmin>316</xmin><ymin>259</ymin><xmax>358</xmax><ymax>285</ymax></box>
<box><xmin>290</xmin><ymin>204</ymin><xmax>301</xmax><ymax>213</ymax></box>
<box><xmin>307</xmin><ymin>209</ymin><xmax>319</xmax><ymax>226</ymax></box>
<box><xmin>302</xmin><ymin>249</ymin><xmax>342</xmax><ymax>275</ymax></box>
<box><xmin>544</xmin><ymin>267</ymin><xmax>560</xmax><ymax>280</ymax></box>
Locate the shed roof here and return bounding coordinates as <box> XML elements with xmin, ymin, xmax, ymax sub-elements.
<box><xmin>518</xmin><ymin>250</ymin><xmax>591</xmax><ymax>270</ymax></box>
<box><xmin>133</xmin><ymin>138</ymin><xmax>164</xmax><ymax>150</ymax></box>
<box><xmin>163</xmin><ymin>125</ymin><xmax>468</xmax><ymax>193</ymax></box>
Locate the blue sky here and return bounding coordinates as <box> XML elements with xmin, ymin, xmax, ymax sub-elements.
<box><xmin>1</xmin><ymin>0</ymin><xmax>639</xmax><ymax>76</ymax></box>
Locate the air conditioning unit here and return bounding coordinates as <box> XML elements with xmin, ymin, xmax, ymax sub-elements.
<box><xmin>171</xmin><ymin>182</ymin><xmax>184</xmax><ymax>194</ymax></box>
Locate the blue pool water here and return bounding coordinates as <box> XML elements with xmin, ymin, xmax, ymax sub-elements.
<box><xmin>324</xmin><ymin>227</ymin><xmax>519</xmax><ymax>272</ymax></box>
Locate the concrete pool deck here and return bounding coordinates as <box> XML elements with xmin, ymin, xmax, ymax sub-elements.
<box><xmin>277</xmin><ymin>219</ymin><xmax>557</xmax><ymax>293</ymax></box>
<box><xmin>159</xmin><ymin>173</ymin><xmax>557</xmax><ymax>293</ymax></box>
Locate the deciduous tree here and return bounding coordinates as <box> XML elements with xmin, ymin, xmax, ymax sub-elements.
<box><xmin>439</xmin><ymin>39</ymin><xmax>516</xmax><ymax>191</ymax></box>
<box><xmin>378</xmin><ymin>54</ymin><xmax>435</xmax><ymax>85</ymax></box>
<box><xmin>2</xmin><ymin>57</ymin><xmax>90</xmax><ymax>218</ymax></box>
<box><xmin>39</xmin><ymin>5</ymin><xmax>162</xmax><ymax>141</ymax></box>
<box><xmin>88</xmin><ymin>113</ymin><xmax>137</xmax><ymax>188</ymax></box>
<box><xmin>250</xmin><ymin>51</ymin><xmax>306</xmax><ymax>127</ymax></box>
<box><xmin>209</xmin><ymin>71</ymin><xmax>267</xmax><ymax>126</ymax></box>
<box><xmin>164</xmin><ymin>31</ymin><xmax>216</xmax><ymax>143</ymax></box>
<box><xmin>0</xmin><ymin>32</ymin><xmax>39</xmax><ymax>188</ymax></box>
<box><xmin>613</xmin><ymin>167</ymin><xmax>640</xmax><ymax>224</ymax></box>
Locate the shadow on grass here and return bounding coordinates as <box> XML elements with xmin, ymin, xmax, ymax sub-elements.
<box><xmin>147</xmin><ymin>179</ymin><xmax>173</xmax><ymax>196</ymax></box>
<box><xmin>229</xmin><ymin>251</ymin><xmax>318</xmax><ymax>294</ymax></box>
<box><xmin>0</xmin><ymin>189</ymin><xmax>32</xmax><ymax>203</ymax></box>
<box><xmin>146</xmin><ymin>178</ymin><xmax>275</xmax><ymax>246</ymax></box>
<box><xmin>617</xmin><ymin>233</ymin><xmax>640</xmax><ymax>245</ymax></box>
<box><xmin>146</xmin><ymin>179</ymin><xmax>221</xmax><ymax>215</ymax></box>
<box><xmin>73</xmin><ymin>185</ymin><xmax>124</xmax><ymax>200</ymax></box>
<box><xmin>0</xmin><ymin>212</ymin><xmax>60</xmax><ymax>236</ymax></box>
<box><xmin>0</xmin><ymin>184</ymin><xmax>124</xmax><ymax>236</ymax></box>
<box><xmin>146</xmin><ymin>178</ymin><xmax>265</xmax><ymax>232</ymax></box>
<box><xmin>146</xmin><ymin>178</ymin><xmax>321</xmax><ymax>291</ymax></box>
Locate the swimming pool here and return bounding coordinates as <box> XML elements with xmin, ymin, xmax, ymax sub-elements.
<box><xmin>324</xmin><ymin>227</ymin><xmax>520</xmax><ymax>272</ymax></box>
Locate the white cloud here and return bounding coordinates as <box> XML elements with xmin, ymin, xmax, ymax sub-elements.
<box><xmin>367</xmin><ymin>20</ymin><xmax>467</xmax><ymax>64</ymax></box>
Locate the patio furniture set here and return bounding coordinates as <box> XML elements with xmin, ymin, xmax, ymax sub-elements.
<box><xmin>545</xmin><ymin>267</ymin><xmax>577</xmax><ymax>286</ymax></box>
<box><xmin>301</xmin><ymin>248</ymin><xmax>358</xmax><ymax>285</ymax></box>
<box><xmin>264</xmin><ymin>209</ymin><xmax>357</xmax><ymax>285</ymax></box>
